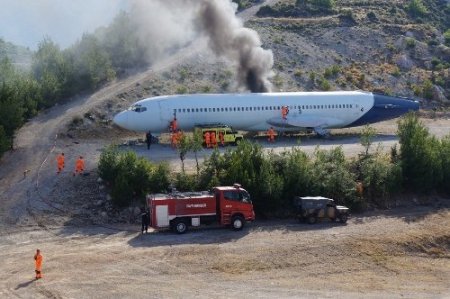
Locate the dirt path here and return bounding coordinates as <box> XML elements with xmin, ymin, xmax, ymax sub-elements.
<box><xmin>0</xmin><ymin>208</ymin><xmax>448</xmax><ymax>298</ymax></box>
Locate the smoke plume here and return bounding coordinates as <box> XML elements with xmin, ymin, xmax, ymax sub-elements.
<box><xmin>130</xmin><ymin>0</ymin><xmax>273</xmax><ymax>93</ymax></box>
<box><xmin>195</xmin><ymin>0</ymin><xmax>274</xmax><ymax>92</ymax></box>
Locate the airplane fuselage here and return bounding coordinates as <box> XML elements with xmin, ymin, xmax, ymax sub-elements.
<box><xmin>113</xmin><ymin>91</ymin><xmax>419</xmax><ymax>133</ymax></box>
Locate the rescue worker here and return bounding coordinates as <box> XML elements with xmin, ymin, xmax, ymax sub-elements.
<box><xmin>219</xmin><ymin>131</ymin><xmax>225</xmax><ymax>146</ymax></box>
<box><xmin>171</xmin><ymin>133</ymin><xmax>177</xmax><ymax>148</ymax></box>
<box><xmin>281</xmin><ymin>106</ymin><xmax>289</xmax><ymax>120</ymax></box>
<box><xmin>56</xmin><ymin>152</ymin><xmax>65</xmax><ymax>174</ymax></box>
<box><xmin>34</xmin><ymin>249</ymin><xmax>43</xmax><ymax>279</ymax></box>
<box><xmin>210</xmin><ymin>131</ymin><xmax>217</xmax><ymax>148</ymax></box>
<box><xmin>169</xmin><ymin>117</ymin><xmax>178</xmax><ymax>133</ymax></box>
<box><xmin>145</xmin><ymin>131</ymin><xmax>152</xmax><ymax>150</ymax></box>
<box><xmin>141</xmin><ymin>210</ymin><xmax>150</xmax><ymax>234</ymax></box>
<box><xmin>204</xmin><ymin>131</ymin><xmax>211</xmax><ymax>148</ymax></box>
<box><xmin>267</xmin><ymin>127</ymin><xmax>275</xmax><ymax>143</ymax></box>
<box><xmin>175</xmin><ymin>129</ymin><xmax>183</xmax><ymax>147</ymax></box>
<box><xmin>73</xmin><ymin>156</ymin><xmax>85</xmax><ymax>176</ymax></box>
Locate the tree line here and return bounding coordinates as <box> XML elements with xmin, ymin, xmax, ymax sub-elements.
<box><xmin>98</xmin><ymin>113</ymin><xmax>450</xmax><ymax>215</ymax></box>
<box><xmin>0</xmin><ymin>12</ymin><xmax>148</xmax><ymax>157</ymax></box>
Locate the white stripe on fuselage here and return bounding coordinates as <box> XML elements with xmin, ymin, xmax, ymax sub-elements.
<box><xmin>126</xmin><ymin>91</ymin><xmax>374</xmax><ymax>133</ymax></box>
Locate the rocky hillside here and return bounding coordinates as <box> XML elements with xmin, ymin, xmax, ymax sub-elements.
<box><xmin>250</xmin><ymin>0</ymin><xmax>449</xmax><ymax>107</ymax></box>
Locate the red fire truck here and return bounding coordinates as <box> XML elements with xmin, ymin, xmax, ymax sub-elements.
<box><xmin>146</xmin><ymin>184</ymin><xmax>255</xmax><ymax>234</ymax></box>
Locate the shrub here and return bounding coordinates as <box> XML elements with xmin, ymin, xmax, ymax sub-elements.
<box><xmin>444</xmin><ymin>29</ymin><xmax>450</xmax><ymax>46</ymax></box>
<box><xmin>358</xmin><ymin>151</ymin><xmax>403</xmax><ymax>207</ymax></box>
<box><xmin>405</xmin><ymin>37</ymin><xmax>416</xmax><ymax>48</ymax></box>
<box><xmin>310</xmin><ymin>147</ymin><xmax>360</xmax><ymax>210</ymax></box>
<box><xmin>397</xmin><ymin>113</ymin><xmax>443</xmax><ymax>193</ymax></box>
<box><xmin>98</xmin><ymin>147</ymin><xmax>170</xmax><ymax>207</ymax></box>
<box><xmin>407</xmin><ymin>0</ymin><xmax>428</xmax><ymax>17</ymax></box>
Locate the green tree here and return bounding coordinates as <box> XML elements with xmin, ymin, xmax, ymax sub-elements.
<box><xmin>310</xmin><ymin>147</ymin><xmax>360</xmax><ymax>209</ymax></box>
<box><xmin>360</xmin><ymin>125</ymin><xmax>377</xmax><ymax>156</ymax></box>
<box><xmin>189</xmin><ymin>130</ymin><xmax>204</xmax><ymax>176</ymax></box>
<box><xmin>408</xmin><ymin>0</ymin><xmax>428</xmax><ymax>17</ymax></box>
<box><xmin>444</xmin><ymin>29</ymin><xmax>450</xmax><ymax>46</ymax></box>
<box><xmin>32</xmin><ymin>37</ymin><xmax>69</xmax><ymax>107</ymax></box>
<box><xmin>397</xmin><ymin>113</ymin><xmax>443</xmax><ymax>192</ymax></box>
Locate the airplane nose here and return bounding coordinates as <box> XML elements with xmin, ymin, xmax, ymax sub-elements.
<box><xmin>113</xmin><ymin>111</ymin><xmax>128</xmax><ymax>129</ymax></box>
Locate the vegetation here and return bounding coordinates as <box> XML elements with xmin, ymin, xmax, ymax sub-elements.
<box><xmin>98</xmin><ymin>114</ymin><xmax>450</xmax><ymax>214</ymax></box>
<box><xmin>98</xmin><ymin>147</ymin><xmax>170</xmax><ymax>207</ymax></box>
<box><xmin>407</xmin><ymin>0</ymin><xmax>428</xmax><ymax>17</ymax></box>
<box><xmin>0</xmin><ymin>11</ymin><xmax>153</xmax><ymax>158</ymax></box>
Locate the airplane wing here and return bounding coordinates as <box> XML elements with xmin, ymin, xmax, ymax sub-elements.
<box><xmin>267</xmin><ymin>115</ymin><xmax>340</xmax><ymax>129</ymax></box>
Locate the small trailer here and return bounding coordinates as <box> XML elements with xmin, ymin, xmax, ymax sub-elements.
<box><xmin>146</xmin><ymin>184</ymin><xmax>255</xmax><ymax>234</ymax></box>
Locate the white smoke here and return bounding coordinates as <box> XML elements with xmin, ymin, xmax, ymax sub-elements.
<box><xmin>130</xmin><ymin>0</ymin><xmax>274</xmax><ymax>92</ymax></box>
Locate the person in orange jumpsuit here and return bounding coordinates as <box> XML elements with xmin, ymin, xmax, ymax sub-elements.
<box><xmin>219</xmin><ymin>131</ymin><xmax>225</xmax><ymax>146</ymax></box>
<box><xmin>171</xmin><ymin>133</ymin><xmax>177</xmax><ymax>148</ymax></box>
<box><xmin>210</xmin><ymin>132</ymin><xmax>217</xmax><ymax>147</ymax></box>
<box><xmin>34</xmin><ymin>249</ymin><xmax>43</xmax><ymax>279</ymax></box>
<box><xmin>56</xmin><ymin>153</ymin><xmax>65</xmax><ymax>174</ymax></box>
<box><xmin>73</xmin><ymin>156</ymin><xmax>85</xmax><ymax>176</ymax></box>
<box><xmin>176</xmin><ymin>130</ymin><xmax>183</xmax><ymax>146</ymax></box>
<box><xmin>204</xmin><ymin>131</ymin><xmax>211</xmax><ymax>148</ymax></box>
<box><xmin>267</xmin><ymin>127</ymin><xmax>275</xmax><ymax>143</ymax></box>
<box><xmin>281</xmin><ymin>106</ymin><xmax>289</xmax><ymax>120</ymax></box>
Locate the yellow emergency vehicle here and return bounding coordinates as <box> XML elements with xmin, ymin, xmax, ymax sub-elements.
<box><xmin>194</xmin><ymin>124</ymin><xmax>243</xmax><ymax>147</ymax></box>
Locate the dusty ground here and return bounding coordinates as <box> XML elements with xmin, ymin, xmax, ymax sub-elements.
<box><xmin>0</xmin><ymin>1</ymin><xmax>449</xmax><ymax>297</ymax></box>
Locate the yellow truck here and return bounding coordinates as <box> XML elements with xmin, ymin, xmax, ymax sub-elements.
<box><xmin>194</xmin><ymin>124</ymin><xmax>243</xmax><ymax>147</ymax></box>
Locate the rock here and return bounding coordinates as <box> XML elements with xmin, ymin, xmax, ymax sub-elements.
<box><xmin>97</xmin><ymin>177</ymin><xmax>103</xmax><ymax>184</ymax></box>
<box><xmin>432</xmin><ymin>85</ymin><xmax>448</xmax><ymax>103</ymax></box>
<box><xmin>95</xmin><ymin>200</ymin><xmax>104</xmax><ymax>207</ymax></box>
<box><xmin>99</xmin><ymin>185</ymin><xmax>105</xmax><ymax>191</ymax></box>
<box><xmin>395</xmin><ymin>54</ymin><xmax>414</xmax><ymax>71</ymax></box>
<box><xmin>106</xmin><ymin>194</ymin><xmax>112</xmax><ymax>201</ymax></box>
<box><xmin>101</xmin><ymin>212</ymin><xmax>108</xmax><ymax>218</ymax></box>
<box><xmin>405</xmin><ymin>31</ymin><xmax>414</xmax><ymax>38</ymax></box>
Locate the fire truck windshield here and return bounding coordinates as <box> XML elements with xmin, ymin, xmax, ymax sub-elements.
<box><xmin>240</xmin><ymin>190</ymin><xmax>251</xmax><ymax>203</ymax></box>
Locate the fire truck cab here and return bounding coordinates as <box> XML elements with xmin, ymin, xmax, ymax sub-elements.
<box><xmin>146</xmin><ymin>184</ymin><xmax>255</xmax><ymax>234</ymax></box>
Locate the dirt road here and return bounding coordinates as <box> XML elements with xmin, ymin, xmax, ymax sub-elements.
<box><xmin>1</xmin><ymin>208</ymin><xmax>448</xmax><ymax>298</ymax></box>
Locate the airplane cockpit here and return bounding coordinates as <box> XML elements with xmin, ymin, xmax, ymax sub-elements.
<box><xmin>128</xmin><ymin>104</ymin><xmax>147</xmax><ymax>113</ymax></box>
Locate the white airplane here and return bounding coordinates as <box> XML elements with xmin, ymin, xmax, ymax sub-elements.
<box><xmin>113</xmin><ymin>91</ymin><xmax>419</xmax><ymax>135</ymax></box>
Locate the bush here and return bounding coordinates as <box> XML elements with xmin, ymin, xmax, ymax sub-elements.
<box><xmin>309</xmin><ymin>147</ymin><xmax>360</xmax><ymax>210</ymax></box>
<box><xmin>397</xmin><ymin>113</ymin><xmax>443</xmax><ymax>193</ymax></box>
<box><xmin>358</xmin><ymin>152</ymin><xmax>402</xmax><ymax>207</ymax></box>
<box><xmin>444</xmin><ymin>29</ymin><xmax>450</xmax><ymax>46</ymax></box>
<box><xmin>98</xmin><ymin>147</ymin><xmax>170</xmax><ymax>207</ymax></box>
<box><xmin>408</xmin><ymin>0</ymin><xmax>428</xmax><ymax>17</ymax></box>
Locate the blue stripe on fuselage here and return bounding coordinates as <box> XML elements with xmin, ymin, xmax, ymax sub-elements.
<box><xmin>346</xmin><ymin>94</ymin><xmax>419</xmax><ymax>128</ymax></box>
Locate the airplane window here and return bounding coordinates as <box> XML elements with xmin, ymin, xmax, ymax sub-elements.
<box><xmin>339</xmin><ymin>105</ymin><xmax>341</xmax><ymax>108</ymax></box>
<box><xmin>204</xmin><ymin>108</ymin><xmax>207</xmax><ymax>111</ymax></box>
<box><xmin>277</xmin><ymin>106</ymin><xmax>280</xmax><ymax>110</ymax></box>
<box><xmin>321</xmin><ymin>105</ymin><xmax>324</xmax><ymax>109</ymax></box>
<box><xmin>212</xmin><ymin>108</ymin><xmax>215</xmax><ymax>112</ymax></box>
<box><xmin>221</xmin><ymin>108</ymin><xmax>224</xmax><ymax>112</ymax></box>
<box><xmin>225</xmin><ymin>108</ymin><xmax>228</xmax><ymax>112</ymax></box>
<box><xmin>200</xmin><ymin>108</ymin><xmax>203</xmax><ymax>112</ymax></box>
<box><xmin>187</xmin><ymin>109</ymin><xmax>190</xmax><ymax>112</ymax></box>
<box><xmin>249</xmin><ymin>107</ymin><xmax>252</xmax><ymax>111</ymax></box>
<box><xmin>183</xmin><ymin>109</ymin><xmax>186</xmax><ymax>113</ymax></box>
<box><xmin>313</xmin><ymin>105</ymin><xmax>316</xmax><ymax>109</ymax></box>
<box><xmin>350</xmin><ymin>104</ymin><xmax>353</xmax><ymax>108</ymax></box>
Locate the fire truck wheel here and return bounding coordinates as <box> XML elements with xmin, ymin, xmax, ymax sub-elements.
<box><xmin>231</xmin><ymin>215</ymin><xmax>245</xmax><ymax>231</ymax></box>
<box><xmin>307</xmin><ymin>215</ymin><xmax>317</xmax><ymax>224</ymax></box>
<box><xmin>173</xmin><ymin>219</ymin><xmax>188</xmax><ymax>234</ymax></box>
